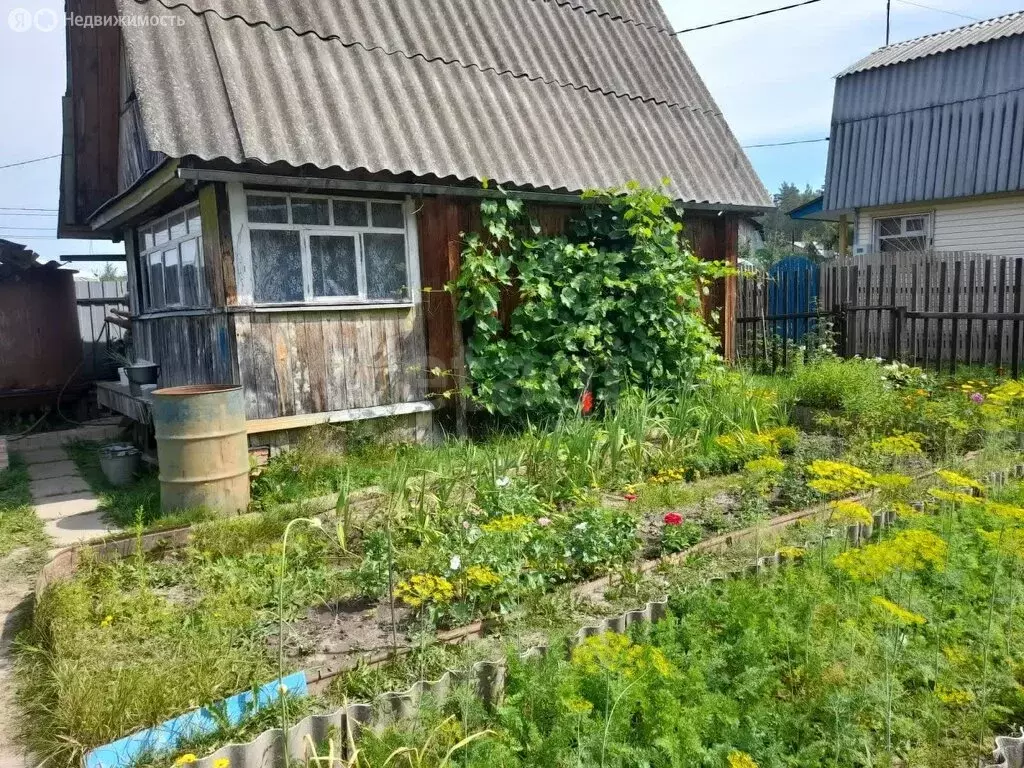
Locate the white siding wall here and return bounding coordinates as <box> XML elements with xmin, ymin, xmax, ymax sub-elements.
<box><xmin>854</xmin><ymin>194</ymin><xmax>1024</xmax><ymax>257</ymax></box>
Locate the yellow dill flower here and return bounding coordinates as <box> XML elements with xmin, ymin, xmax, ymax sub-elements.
<box><xmin>834</xmin><ymin>529</ymin><xmax>947</xmax><ymax>581</ymax></box>
<box><xmin>572</xmin><ymin>632</ymin><xmax>672</xmax><ymax>679</ymax></box>
<box><xmin>561</xmin><ymin>694</ymin><xmax>594</xmax><ymax>715</ymax></box>
<box><xmin>830</xmin><ymin>499</ymin><xmax>874</xmax><ymax>526</ymax></box>
<box><xmin>943</xmin><ymin>645</ymin><xmax>970</xmax><ymax>665</ymax></box>
<box><xmin>891</xmin><ymin>501</ymin><xmax>924</xmax><ymax>518</ymax></box>
<box><xmin>777</xmin><ymin>546</ymin><xmax>805</xmax><ymax>560</ymax></box>
<box><xmin>173</xmin><ymin>756</ymin><xmax>198</xmax><ymax>766</ymax></box>
<box><xmin>99</xmin><ymin>615</ymin><xmax>113</xmax><ymax>628</ymax></box>
<box><xmin>394</xmin><ymin>574</ymin><xmax>455</xmax><ymax>608</ymax></box>
<box><xmin>985</xmin><ymin>501</ymin><xmax>1024</xmax><ymax>523</ymax></box>
<box><xmin>935</xmin><ymin>685</ymin><xmax>974</xmax><ymax>706</ymax></box>
<box><xmin>872</xmin><ymin>434</ymin><xmax>924</xmax><ymax>456</ymax></box>
<box><xmin>806</xmin><ymin>460</ymin><xmax>875</xmax><ymax>497</ymax></box>
<box><xmin>978</xmin><ymin>527</ymin><xmax>1024</xmax><ymax>560</ymax></box>
<box><xmin>936</xmin><ymin>470</ymin><xmax>985</xmax><ymax>492</ymax></box>
<box><xmin>481</xmin><ymin>514</ymin><xmax>532</xmax><ymax>533</ymax></box>
<box><xmin>872</xmin><ymin>596</ymin><xmax>927</xmax><ymax>626</ymax></box>
<box><xmin>464</xmin><ymin>564</ymin><xmax>502</xmax><ymax>588</ymax></box>
<box><xmin>929</xmin><ymin>488</ymin><xmax>983</xmax><ymax>507</ymax></box>
<box><xmin>765</xmin><ymin>426</ymin><xmax>798</xmax><ymax>452</ymax></box>
<box><xmin>727</xmin><ymin>751</ymin><xmax>759</xmax><ymax>768</ymax></box>
<box><xmin>875</xmin><ymin>473</ymin><xmax>913</xmax><ymax>492</ymax></box>
<box><xmin>745</xmin><ymin>456</ymin><xmax>786</xmax><ymax>475</ymax></box>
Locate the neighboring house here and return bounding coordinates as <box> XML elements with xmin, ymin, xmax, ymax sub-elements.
<box><xmin>58</xmin><ymin>0</ymin><xmax>771</xmax><ymax>448</ymax></box>
<box><xmin>796</xmin><ymin>11</ymin><xmax>1024</xmax><ymax>258</ymax></box>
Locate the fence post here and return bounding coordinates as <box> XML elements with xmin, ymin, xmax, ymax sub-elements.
<box><xmin>833</xmin><ymin>303</ymin><xmax>848</xmax><ymax>358</ymax></box>
<box><xmin>891</xmin><ymin>306</ymin><xmax>907</xmax><ymax>362</ymax></box>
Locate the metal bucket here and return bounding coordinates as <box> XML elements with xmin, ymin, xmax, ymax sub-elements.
<box><xmin>152</xmin><ymin>385</ymin><xmax>250</xmax><ymax>516</ymax></box>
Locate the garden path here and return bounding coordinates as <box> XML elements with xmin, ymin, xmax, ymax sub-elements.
<box><xmin>0</xmin><ymin>420</ymin><xmax>122</xmax><ymax>766</ymax></box>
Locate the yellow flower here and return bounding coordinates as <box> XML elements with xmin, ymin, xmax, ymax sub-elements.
<box><xmin>830</xmin><ymin>499</ymin><xmax>874</xmax><ymax>526</ymax></box>
<box><xmin>978</xmin><ymin>527</ymin><xmax>1024</xmax><ymax>560</ymax></box>
<box><xmin>394</xmin><ymin>574</ymin><xmax>455</xmax><ymax>608</ymax></box>
<box><xmin>99</xmin><ymin>615</ymin><xmax>113</xmax><ymax>628</ymax></box>
<box><xmin>943</xmin><ymin>645</ymin><xmax>970</xmax><ymax>665</ymax></box>
<box><xmin>872</xmin><ymin>434</ymin><xmax>924</xmax><ymax>457</ymax></box>
<box><xmin>834</xmin><ymin>529</ymin><xmax>947</xmax><ymax>581</ymax></box>
<box><xmin>806</xmin><ymin>460</ymin><xmax>874</xmax><ymax>497</ymax></box>
<box><xmin>481</xmin><ymin>514</ymin><xmax>532</xmax><ymax>533</ymax></box>
<box><xmin>174</xmin><ymin>756</ymin><xmax>198</xmax><ymax>766</ymax></box>
<box><xmin>464</xmin><ymin>565</ymin><xmax>502</xmax><ymax>588</ymax></box>
<box><xmin>561</xmin><ymin>694</ymin><xmax>594</xmax><ymax>715</ymax></box>
<box><xmin>777</xmin><ymin>546</ymin><xmax>805</xmax><ymax>560</ymax></box>
<box><xmin>929</xmin><ymin>488</ymin><xmax>983</xmax><ymax>507</ymax></box>
<box><xmin>891</xmin><ymin>501</ymin><xmax>924</xmax><ymax>518</ymax></box>
<box><xmin>572</xmin><ymin>632</ymin><xmax>672</xmax><ymax>679</ymax></box>
<box><xmin>727</xmin><ymin>751</ymin><xmax>759</xmax><ymax>768</ymax></box>
<box><xmin>935</xmin><ymin>685</ymin><xmax>974</xmax><ymax>706</ymax></box>
<box><xmin>935</xmin><ymin>470</ymin><xmax>984</xmax><ymax>493</ymax></box>
<box><xmin>745</xmin><ymin>457</ymin><xmax>786</xmax><ymax>475</ymax></box>
<box><xmin>213</xmin><ymin>760</ymin><xmax>230</xmax><ymax>768</ymax></box>
<box><xmin>985</xmin><ymin>501</ymin><xmax>1024</xmax><ymax>523</ymax></box>
<box><xmin>875</xmin><ymin>473</ymin><xmax>913</xmax><ymax>492</ymax></box>
<box><xmin>872</xmin><ymin>596</ymin><xmax>927</xmax><ymax>626</ymax></box>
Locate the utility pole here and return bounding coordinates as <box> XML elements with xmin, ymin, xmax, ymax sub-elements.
<box><xmin>886</xmin><ymin>0</ymin><xmax>892</xmax><ymax>44</ymax></box>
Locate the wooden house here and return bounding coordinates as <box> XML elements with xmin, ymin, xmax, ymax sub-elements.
<box><xmin>58</xmin><ymin>0</ymin><xmax>771</xmax><ymax>449</ymax></box>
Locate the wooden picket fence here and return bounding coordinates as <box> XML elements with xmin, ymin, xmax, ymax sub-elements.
<box><xmin>737</xmin><ymin>251</ymin><xmax>1024</xmax><ymax>376</ymax></box>
<box><xmin>75</xmin><ymin>280</ymin><xmax>128</xmax><ymax>381</ymax></box>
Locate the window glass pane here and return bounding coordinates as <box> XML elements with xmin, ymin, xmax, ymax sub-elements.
<box><xmin>247</xmin><ymin>195</ymin><xmax>289</xmax><ymax>224</ymax></box>
<box><xmin>905</xmin><ymin>217</ymin><xmax>926</xmax><ymax>233</ymax></box>
<box><xmin>149</xmin><ymin>252</ymin><xmax>165</xmax><ymax>308</ymax></box>
<box><xmin>310</xmin><ymin>235</ymin><xmax>358</xmax><ymax>298</ymax></box>
<box><xmin>292</xmin><ymin>197</ymin><xmax>330</xmax><ymax>226</ymax></box>
<box><xmin>169</xmin><ymin>212</ymin><xmax>187</xmax><ymax>240</ymax></box>
<box><xmin>363</xmin><ymin>233</ymin><xmax>408</xmax><ymax>300</ymax></box>
<box><xmin>371</xmin><ymin>202</ymin><xmax>404</xmax><ymax>229</ymax></box>
<box><xmin>878</xmin><ymin>218</ymin><xmax>901</xmax><ymax>237</ymax></box>
<box><xmin>180</xmin><ymin>238</ymin><xmax>200</xmax><ymax>306</ymax></box>
<box><xmin>187</xmin><ymin>206</ymin><xmax>202</xmax><ymax>235</ymax></box>
<box><xmin>142</xmin><ymin>227</ymin><xmax>154</xmax><ymax>251</ymax></box>
<box><xmin>154</xmin><ymin>222</ymin><xmax>170</xmax><ymax>246</ymax></box>
<box><xmin>333</xmin><ymin>200</ymin><xmax>367</xmax><ymax>227</ymax></box>
<box><xmin>252</xmin><ymin>229</ymin><xmax>302</xmax><ymax>302</ymax></box>
<box><xmin>163</xmin><ymin>247</ymin><xmax>181</xmax><ymax>305</ymax></box>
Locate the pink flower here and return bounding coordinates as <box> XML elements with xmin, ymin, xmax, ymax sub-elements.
<box><xmin>970</xmin><ymin>392</ymin><xmax>985</xmax><ymax>404</ymax></box>
<box><xmin>624</xmin><ymin>494</ymin><xmax>638</xmax><ymax>502</ymax></box>
<box><xmin>663</xmin><ymin>512</ymin><xmax>683</xmax><ymax>526</ymax></box>
<box><xmin>462</xmin><ymin>520</ymin><xmax>470</xmax><ymax>529</ymax></box>
<box><xmin>536</xmin><ymin>517</ymin><xmax>552</xmax><ymax>527</ymax></box>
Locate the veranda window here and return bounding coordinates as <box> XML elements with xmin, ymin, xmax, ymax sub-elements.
<box><xmin>245</xmin><ymin>193</ymin><xmax>411</xmax><ymax>305</ymax></box>
<box><xmin>138</xmin><ymin>204</ymin><xmax>207</xmax><ymax>310</ymax></box>
<box><xmin>874</xmin><ymin>214</ymin><xmax>931</xmax><ymax>253</ymax></box>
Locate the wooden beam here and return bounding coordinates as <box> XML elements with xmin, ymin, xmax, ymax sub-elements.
<box><xmin>87</xmin><ymin>159</ymin><xmax>183</xmax><ymax>232</ymax></box>
<box><xmin>198</xmin><ymin>182</ymin><xmax>234</xmax><ymax>307</ymax></box>
<box><xmin>245</xmin><ymin>401</ymin><xmax>437</xmax><ymax>435</ymax></box>
<box><xmin>722</xmin><ymin>217</ymin><xmax>739</xmax><ymax>362</ymax></box>
<box><xmin>839</xmin><ymin>213</ymin><xmax>850</xmax><ymax>257</ymax></box>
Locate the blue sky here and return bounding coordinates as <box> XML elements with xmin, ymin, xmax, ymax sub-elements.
<box><xmin>0</xmin><ymin>0</ymin><xmax>1021</xmax><ymax>274</ymax></box>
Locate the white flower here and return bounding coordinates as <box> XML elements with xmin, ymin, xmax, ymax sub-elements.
<box><xmin>574</xmin><ymin>522</ymin><xmax>588</xmax><ymax>531</ymax></box>
<box><xmin>449</xmin><ymin>555</ymin><xmax>462</xmax><ymax>571</ymax></box>
<box><xmin>496</xmin><ymin>476</ymin><xmax>511</xmax><ymax>488</ymax></box>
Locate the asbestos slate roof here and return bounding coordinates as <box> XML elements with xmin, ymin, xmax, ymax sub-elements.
<box><xmin>116</xmin><ymin>0</ymin><xmax>771</xmax><ymax>209</ymax></box>
<box><xmin>838</xmin><ymin>10</ymin><xmax>1024</xmax><ymax>77</ymax></box>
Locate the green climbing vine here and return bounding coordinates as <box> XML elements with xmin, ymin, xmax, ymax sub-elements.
<box><xmin>451</xmin><ymin>182</ymin><xmax>729</xmax><ymax>417</ymax></box>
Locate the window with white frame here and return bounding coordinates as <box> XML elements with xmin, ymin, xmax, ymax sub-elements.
<box><xmin>245</xmin><ymin>193</ymin><xmax>411</xmax><ymax>304</ymax></box>
<box><xmin>874</xmin><ymin>214</ymin><xmax>931</xmax><ymax>253</ymax></box>
<box><xmin>138</xmin><ymin>204</ymin><xmax>207</xmax><ymax>310</ymax></box>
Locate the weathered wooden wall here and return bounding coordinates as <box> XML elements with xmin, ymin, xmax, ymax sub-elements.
<box><xmin>234</xmin><ymin>308</ymin><xmax>427</xmax><ymax>421</ymax></box>
<box><xmin>134</xmin><ymin>313</ymin><xmax>239</xmax><ymax>389</ymax></box>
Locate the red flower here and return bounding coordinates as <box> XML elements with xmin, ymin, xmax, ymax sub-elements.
<box><xmin>581</xmin><ymin>389</ymin><xmax>594</xmax><ymax>415</ymax></box>
<box><xmin>663</xmin><ymin>512</ymin><xmax>683</xmax><ymax>526</ymax></box>
<box><xmin>624</xmin><ymin>493</ymin><xmax>638</xmax><ymax>502</ymax></box>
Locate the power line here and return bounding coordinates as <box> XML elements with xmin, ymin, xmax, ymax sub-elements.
<box><xmin>672</xmin><ymin>0</ymin><xmax>825</xmax><ymax>34</ymax></box>
<box><xmin>742</xmin><ymin>137</ymin><xmax>830</xmax><ymax>148</ymax></box>
<box><xmin>0</xmin><ymin>226</ymin><xmax>55</xmax><ymax>232</ymax></box>
<box><xmin>0</xmin><ymin>211</ymin><xmax>58</xmax><ymax>217</ymax></box>
<box><xmin>0</xmin><ymin>206</ymin><xmax>58</xmax><ymax>212</ymax></box>
<box><xmin>0</xmin><ymin>153</ymin><xmax>61</xmax><ymax>170</ymax></box>
<box><xmin>892</xmin><ymin>0</ymin><xmax>980</xmax><ymax>22</ymax></box>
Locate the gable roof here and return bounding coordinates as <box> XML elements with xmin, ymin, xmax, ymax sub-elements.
<box><xmin>838</xmin><ymin>10</ymin><xmax>1024</xmax><ymax>77</ymax></box>
<box><xmin>115</xmin><ymin>0</ymin><xmax>770</xmax><ymax>209</ymax></box>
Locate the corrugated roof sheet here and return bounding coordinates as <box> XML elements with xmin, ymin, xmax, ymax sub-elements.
<box><xmin>118</xmin><ymin>0</ymin><xmax>770</xmax><ymax>208</ymax></box>
<box><xmin>838</xmin><ymin>10</ymin><xmax>1024</xmax><ymax>77</ymax></box>
<box><xmin>824</xmin><ymin>34</ymin><xmax>1024</xmax><ymax>211</ymax></box>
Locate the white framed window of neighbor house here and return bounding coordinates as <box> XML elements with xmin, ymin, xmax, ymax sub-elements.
<box><xmin>242</xmin><ymin>192</ymin><xmax>414</xmax><ymax>305</ymax></box>
<box><xmin>137</xmin><ymin>203</ymin><xmax>207</xmax><ymax>311</ymax></box>
<box><xmin>873</xmin><ymin>213</ymin><xmax>932</xmax><ymax>254</ymax></box>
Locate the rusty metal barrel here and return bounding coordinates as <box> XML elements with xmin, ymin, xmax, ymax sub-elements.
<box><xmin>152</xmin><ymin>385</ymin><xmax>250</xmax><ymax>516</ymax></box>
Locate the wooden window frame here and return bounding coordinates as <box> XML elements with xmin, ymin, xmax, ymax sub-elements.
<box><xmin>872</xmin><ymin>212</ymin><xmax>933</xmax><ymax>253</ymax></box>
<box><xmin>237</xmin><ymin>190</ymin><xmax>417</xmax><ymax>307</ymax></box>
<box><xmin>137</xmin><ymin>202</ymin><xmax>208</xmax><ymax>312</ymax></box>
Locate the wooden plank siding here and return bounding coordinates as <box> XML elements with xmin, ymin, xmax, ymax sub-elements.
<box><xmin>234</xmin><ymin>308</ymin><xmax>427</xmax><ymax>421</ymax></box>
<box><xmin>133</xmin><ymin>313</ymin><xmax>239</xmax><ymax>389</ymax></box>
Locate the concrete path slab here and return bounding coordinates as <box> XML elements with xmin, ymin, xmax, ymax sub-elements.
<box><xmin>9</xmin><ymin>420</ymin><xmax>122</xmax><ymax>452</ymax></box>
<box><xmin>44</xmin><ymin>512</ymin><xmax>113</xmax><ymax>546</ymax></box>
<box><xmin>26</xmin><ymin>460</ymin><xmax>79</xmax><ymax>481</ymax></box>
<box><xmin>18</xmin><ymin>447</ymin><xmax>69</xmax><ymax>466</ymax></box>
<box><xmin>29</xmin><ymin>475</ymin><xmax>91</xmax><ymax>500</ymax></box>
<box><xmin>33</xmin><ymin>493</ymin><xmax>100</xmax><ymax>522</ymax></box>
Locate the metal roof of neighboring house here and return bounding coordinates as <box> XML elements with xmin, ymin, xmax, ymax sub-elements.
<box><xmin>0</xmin><ymin>240</ymin><xmax>65</xmax><ymax>280</ymax></box>
<box><xmin>115</xmin><ymin>0</ymin><xmax>771</xmax><ymax>209</ymax></box>
<box><xmin>838</xmin><ymin>10</ymin><xmax>1024</xmax><ymax>77</ymax></box>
